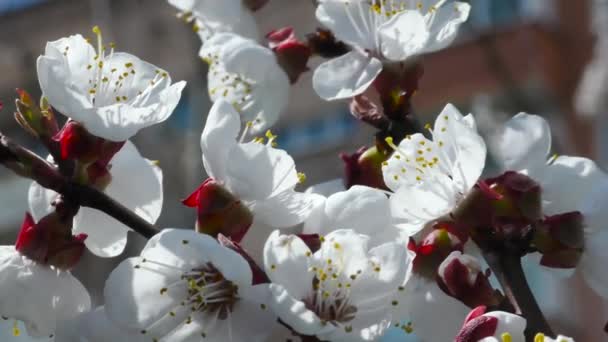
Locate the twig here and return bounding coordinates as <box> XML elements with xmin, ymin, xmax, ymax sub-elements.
<box><xmin>482</xmin><ymin>250</ymin><xmax>555</xmax><ymax>339</ymax></box>
<box><xmin>0</xmin><ymin>133</ymin><xmax>157</xmax><ymax>239</ymax></box>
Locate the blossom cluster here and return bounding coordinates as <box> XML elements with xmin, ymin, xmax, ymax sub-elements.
<box><xmin>0</xmin><ymin>0</ymin><xmax>603</xmax><ymax>341</ymax></box>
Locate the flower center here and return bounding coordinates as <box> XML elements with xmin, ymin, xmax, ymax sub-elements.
<box><xmin>201</xmin><ymin>53</ymin><xmax>255</xmax><ymax>114</ymax></box>
<box><xmin>60</xmin><ymin>26</ymin><xmax>168</xmax><ymax>108</ymax></box>
<box><xmin>181</xmin><ymin>263</ymin><xmax>239</xmax><ymax>320</ymax></box>
<box><xmin>302</xmin><ymin>255</ymin><xmax>369</xmax><ymax>332</ymax></box>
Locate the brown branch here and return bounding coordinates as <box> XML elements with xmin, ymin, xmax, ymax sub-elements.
<box><xmin>481</xmin><ymin>249</ymin><xmax>555</xmax><ymax>340</ymax></box>
<box><xmin>0</xmin><ymin>133</ymin><xmax>157</xmax><ymax>239</ymax></box>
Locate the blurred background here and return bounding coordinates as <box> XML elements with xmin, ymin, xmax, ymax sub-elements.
<box><xmin>0</xmin><ymin>0</ymin><xmax>606</xmax><ymax>340</ymax></box>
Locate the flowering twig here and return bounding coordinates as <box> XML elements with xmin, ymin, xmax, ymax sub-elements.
<box><xmin>0</xmin><ymin>133</ymin><xmax>157</xmax><ymax>239</ymax></box>
<box><xmin>481</xmin><ymin>250</ymin><xmax>555</xmax><ymax>339</ymax></box>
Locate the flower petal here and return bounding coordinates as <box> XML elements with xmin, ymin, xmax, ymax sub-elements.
<box><xmin>378</xmin><ymin>10</ymin><xmax>429</xmax><ymax>61</ymax></box>
<box><xmin>253</xmin><ymin>190</ymin><xmax>323</xmax><ymax>228</ymax></box>
<box><xmin>225</xmin><ymin>142</ymin><xmax>298</xmax><ymax>202</ymax></box>
<box><xmin>74</xmin><ymin>141</ymin><xmax>163</xmax><ymax>257</ymax></box>
<box><xmin>313</xmin><ymin>51</ymin><xmax>382</xmax><ymax>100</ymax></box>
<box><xmin>423</xmin><ymin>2</ymin><xmax>471</xmax><ymax>53</ymax></box>
<box><xmin>580</xmin><ymin>230</ymin><xmax>608</xmax><ymax>299</ymax></box>
<box><xmin>540</xmin><ymin>156</ymin><xmax>607</xmax><ymax>216</ymax></box>
<box><xmin>316</xmin><ymin>0</ymin><xmax>375</xmax><ymax>49</ymax></box>
<box><xmin>264</xmin><ymin>230</ymin><xmax>314</xmax><ymax>300</ymax></box>
<box><xmin>490</xmin><ymin>113</ymin><xmax>551</xmax><ymax>175</ymax></box>
<box><xmin>28</xmin><ymin>181</ymin><xmax>57</xmax><ymax>222</ymax></box>
<box><xmin>200</xmin><ymin>99</ymin><xmax>241</xmax><ymax>181</ymax></box>
<box><xmin>54</xmin><ymin>306</ymin><xmax>145</xmax><ymax>342</ymax></box>
<box><xmin>0</xmin><ymin>247</ymin><xmax>91</xmax><ymax>338</ymax></box>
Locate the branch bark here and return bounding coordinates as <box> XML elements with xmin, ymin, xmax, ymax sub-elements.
<box><xmin>0</xmin><ymin>133</ymin><xmax>157</xmax><ymax>239</ymax></box>
<box><xmin>482</xmin><ymin>250</ymin><xmax>555</xmax><ymax>340</ymax></box>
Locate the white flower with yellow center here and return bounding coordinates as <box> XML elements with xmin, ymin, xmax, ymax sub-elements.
<box><xmin>264</xmin><ymin>229</ymin><xmax>412</xmax><ymax>341</ymax></box>
<box><xmin>313</xmin><ymin>0</ymin><xmax>471</xmax><ymax>100</ymax></box>
<box><xmin>0</xmin><ymin>246</ymin><xmax>91</xmax><ymax>339</ymax></box>
<box><xmin>381</xmin><ymin>103</ymin><xmax>486</xmax><ymax>235</ymax></box>
<box><xmin>200</xmin><ymin>33</ymin><xmax>290</xmax><ymax>134</ymax></box>
<box><xmin>103</xmin><ymin>229</ymin><xmax>277</xmax><ymax>342</ymax></box>
<box><xmin>37</xmin><ymin>27</ymin><xmax>186</xmax><ymax>142</ymax></box>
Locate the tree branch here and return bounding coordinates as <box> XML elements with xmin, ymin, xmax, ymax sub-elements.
<box><xmin>482</xmin><ymin>250</ymin><xmax>555</xmax><ymax>339</ymax></box>
<box><xmin>0</xmin><ymin>133</ymin><xmax>157</xmax><ymax>239</ymax></box>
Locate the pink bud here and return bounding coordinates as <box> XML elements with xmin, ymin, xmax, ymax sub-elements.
<box><xmin>15</xmin><ymin>212</ymin><xmax>49</xmax><ymax>262</ymax></box>
<box><xmin>267</xmin><ymin>27</ymin><xmax>311</xmax><ymax>83</ymax></box>
<box><xmin>437</xmin><ymin>251</ymin><xmax>500</xmax><ymax>308</ymax></box>
<box><xmin>340</xmin><ymin>146</ymin><xmax>389</xmax><ymax>190</ymax></box>
<box><xmin>183</xmin><ymin>178</ymin><xmax>254</xmax><ymax>242</ymax></box>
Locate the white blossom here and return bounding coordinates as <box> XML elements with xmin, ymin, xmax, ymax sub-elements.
<box><xmin>104</xmin><ymin>229</ymin><xmax>277</xmax><ymax>341</ymax></box>
<box><xmin>492</xmin><ymin>113</ymin><xmax>608</xmax><ymax>298</ymax></box>
<box><xmin>167</xmin><ymin>0</ymin><xmax>259</xmax><ymax>42</ymax></box>
<box><xmin>303</xmin><ymin>185</ymin><xmax>406</xmax><ymax>246</ymax></box>
<box><xmin>381</xmin><ymin>103</ymin><xmax>486</xmax><ymax>235</ymax></box>
<box><xmin>313</xmin><ymin>0</ymin><xmax>470</xmax><ymax>100</ymax></box>
<box><xmin>37</xmin><ymin>30</ymin><xmax>186</xmax><ymax>142</ymax></box>
<box><xmin>0</xmin><ymin>246</ymin><xmax>91</xmax><ymax>338</ymax></box>
<box><xmin>200</xmin><ymin>33</ymin><xmax>289</xmax><ymax>134</ymax></box>
<box><xmin>28</xmin><ymin>141</ymin><xmax>163</xmax><ymax>257</ymax></box>
<box><xmin>264</xmin><ymin>229</ymin><xmax>412</xmax><ymax>341</ymax></box>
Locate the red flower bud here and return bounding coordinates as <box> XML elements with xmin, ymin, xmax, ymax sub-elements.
<box><xmin>340</xmin><ymin>146</ymin><xmax>389</xmax><ymax>190</ymax></box>
<box><xmin>455</xmin><ymin>306</ymin><xmax>499</xmax><ymax>342</ymax></box>
<box><xmin>183</xmin><ymin>178</ymin><xmax>254</xmax><ymax>242</ymax></box>
<box><xmin>267</xmin><ymin>27</ymin><xmax>311</xmax><ymax>83</ymax></box>
<box><xmin>15</xmin><ymin>212</ymin><xmax>48</xmax><ymax>262</ymax></box>
<box><xmin>437</xmin><ymin>251</ymin><xmax>500</xmax><ymax>308</ymax></box>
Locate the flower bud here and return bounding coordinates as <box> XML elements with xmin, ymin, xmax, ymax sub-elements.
<box><xmin>455</xmin><ymin>307</ymin><xmax>526</xmax><ymax>342</ymax></box>
<box><xmin>15</xmin><ymin>212</ymin><xmax>87</xmax><ymax>270</ymax></box>
<box><xmin>182</xmin><ymin>178</ymin><xmax>254</xmax><ymax>242</ymax></box>
<box><xmin>53</xmin><ymin>121</ymin><xmax>124</xmax><ymax>183</ymax></box>
<box><xmin>534</xmin><ymin>212</ymin><xmax>584</xmax><ymax>268</ymax></box>
<box><xmin>437</xmin><ymin>251</ymin><xmax>500</xmax><ymax>308</ymax></box>
<box><xmin>15</xmin><ymin>212</ymin><xmax>49</xmax><ymax>263</ymax></box>
<box><xmin>340</xmin><ymin>145</ymin><xmax>389</xmax><ymax>190</ymax></box>
<box><xmin>45</xmin><ymin>233</ymin><xmax>88</xmax><ymax>271</ymax></box>
<box><xmin>410</xmin><ymin>221</ymin><xmax>466</xmax><ymax>279</ymax></box>
<box><xmin>267</xmin><ymin>27</ymin><xmax>311</xmax><ymax>83</ymax></box>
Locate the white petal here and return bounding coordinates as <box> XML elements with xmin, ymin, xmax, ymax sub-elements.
<box><xmin>316</xmin><ymin>0</ymin><xmax>375</xmax><ymax>49</ymax></box>
<box><xmin>200</xmin><ymin>99</ymin><xmax>240</xmax><ymax>181</ymax></box>
<box><xmin>378</xmin><ymin>10</ymin><xmax>429</xmax><ymax>61</ymax></box>
<box><xmin>304</xmin><ymin>178</ymin><xmax>346</xmax><ymax>197</ymax></box>
<box><xmin>305</xmin><ymin>186</ymin><xmax>405</xmax><ymax>246</ymax></box>
<box><xmin>268</xmin><ymin>284</ymin><xmax>334</xmax><ymax>336</ymax></box>
<box><xmin>263</xmin><ymin>230</ymin><xmax>314</xmax><ymax>300</ymax></box>
<box><xmin>423</xmin><ymin>2</ymin><xmax>471</xmax><ymax>53</ymax></box>
<box><xmin>580</xmin><ymin>230</ymin><xmax>608</xmax><ymax>298</ymax></box>
<box><xmin>394</xmin><ymin>276</ymin><xmax>469</xmax><ymax>342</ymax></box>
<box><xmin>314</xmin><ymin>229</ymin><xmax>370</xmax><ymax>278</ymax></box>
<box><xmin>541</xmin><ymin>156</ymin><xmax>607</xmax><ymax>216</ymax></box>
<box><xmin>28</xmin><ymin>182</ymin><xmax>57</xmax><ymax>222</ymax></box>
<box><xmin>225</xmin><ymin>142</ymin><xmax>298</xmax><ymax>202</ymax></box>
<box><xmin>389</xmin><ymin>181</ymin><xmax>457</xmax><ymax>234</ymax></box>
<box><xmin>491</xmin><ymin>113</ymin><xmax>551</xmax><ymax>175</ymax></box>
<box><xmin>432</xmin><ymin>104</ymin><xmax>486</xmax><ymax>192</ymax></box>
<box><xmin>54</xmin><ymin>306</ymin><xmax>145</xmax><ymax>342</ymax></box>
<box><xmin>253</xmin><ymin>191</ymin><xmax>323</xmax><ymax>228</ymax></box>
<box><xmin>313</xmin><ymin>51</ymin><xmax>383</xmax><ymax>100</ymax></box>
<box><xmin>228</xmin><ymin>286</ymin><xmax>278</xmax><ymax>342</ymax></box>
<box><xmin>74</xmin><ymin>141</ymin><xmax>163</xmax><ymax>257</ymax></box>
<box><xmin>0</xmin><ymin>247</ymin><xmax>91</xmax><ymax>338</ymax></box>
